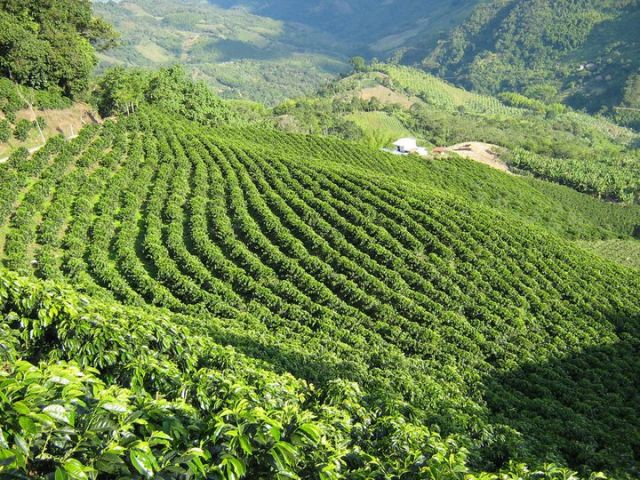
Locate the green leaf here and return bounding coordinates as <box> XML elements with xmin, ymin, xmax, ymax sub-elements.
<box><xmin>238</xmin><ymin>434</ymin><xmax>253</xmax><ymax>456</ymax></box>
<box><xmin>13</xmin><ymin>434</ymin><xmax>28</xmax><ymax>456</ymax></box>
<box><xmin>101</xmin><ymin>402</ymin><xmax>128</xmax><ymax>414</ymax></box>
<box><xmin>297</xmin><ymin>423</ymin><xmax>321</xmax><ymax>443</ymax></box>
<box><xmin>12</xmin><ymin>401</ymin><xmax>30</xmax><ymax>416</ymax></box>
<box><xmin>0</xmin><ymin>448</ymin><xmax>17</xmax><ymax>467</ymax></box>
<box><xmin>43</xmin><ymin>404</ymin><xmax>71</xmax><ymax>424</ymax></box>
<box><xmin>221</xmin><ymin>455</ymin><xmax>246</xmax><ymax>480</ymax></box>
<box><xmin>130</xmin><ymin>450</ymin><xmax>154</xmax><ymax>478</ymax></box>
<box><xmin>19</xmin><ymin>416</ymin><xmax>37</xmax><ymax>435</ymax></box>
<box><xmin>188</xmin><ymin>456</ymin><xmax>207</xmax><ymax>477</ymax></box>
<box><xmin>0</xmin><ymin>427</ymin><xmax>8</xmax><ymax>448</ymax></box>
<box><xmin>63</xmin><ymin>459</ymin><xmax>88</xmax><ymax>480</ymax></box>
<box><xmin>55</xmin><ymin>467</ymin><xmax>69</xmax><ymax>480</ymax></box>
<box><xmin>267</xmin><ymin>424</ymin><xmax>282</xmax><ymax>442</ymax></box>
<box><xmin>148</xmin><ymin>430</ymin><xmax>172</xmax><ymax>447</ymax></box>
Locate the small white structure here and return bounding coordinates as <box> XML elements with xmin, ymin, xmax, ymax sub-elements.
<box><xmin>392</xmin><ymin>138</ymin><xmax>428</xmax><ymax>156</ymax></box>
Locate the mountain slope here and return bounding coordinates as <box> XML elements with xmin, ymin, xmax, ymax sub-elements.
<box><xmin>277</xmin><ymin>64</ymin><xmax>640</xmax><ymax>205</ymax></box>
<box><xmin>94</xmin><ymin>0</ymin><xmax>348</xmax><ymax>104</ymax></box>
<box><xmin>420</xmin><ymin>0</ymin><xmax>640</xmax><ymax>115</ymax></box>
<box><xmin>207</xmin><ymin>0</ymin><xmax>479</xmax><ymax>53</ymax></box>
<box><xmin>1</xmin><ymin>110</ymin><xmax>639</xmax><ymax>476</ymax></box>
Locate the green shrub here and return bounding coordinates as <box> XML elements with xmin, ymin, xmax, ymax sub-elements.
<box><xmin>13</xmin><ymin>119</ymin><xmax>32</xmax><ymax>141</ymax></box>
<box><xmin>35</xmin><ymin>116</ymin><xmax>46</xmax><ymax>130</ymax></box>
<box><xmin>34</xmin><ymin>87</ymin><xmax>73</xmax><ymax>109</ymax></box>
<box><xmin>0</xmin><ymin>118</ymin><xmax>10</xmax><ymax>142</ymax></box>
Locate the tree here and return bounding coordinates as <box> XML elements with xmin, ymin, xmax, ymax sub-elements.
<box><xmin>350</xmin><ymin>56</ymin><xmax>367</xmax><ymax>73</ymax></box>
<box><xmin>0</xmin><ymin>0</ymin><xmax>117</xmax><ymax>98</ymax></box>
<box><xmin>94</xmin><ymin>66</ymin><xmax>232</xmax><ymax>125</ymax></box>
<box><xmin>145</xmin><ymin>66</ymin><xmax>231</xmax><ymax>124</ymax></box>
<box><xmin>95</xmin><ymin>67</ymin><xmax>150</xmax><ymax>116</ymax></box>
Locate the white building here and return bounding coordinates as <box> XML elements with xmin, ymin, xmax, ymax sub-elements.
<box><xmin>392</xmin><ymin>138</ymin><xmax>428</xmax><ymax>156</ymax></box>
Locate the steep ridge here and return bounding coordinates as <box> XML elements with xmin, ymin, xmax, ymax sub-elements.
<box><xmin>420</xmin><ymin>0</ymin><xmax>640</xmax><ymax>116</ymax></box>
<box><xmin>1</xmin><ymin>110</ymin><xmax>639</xmax><ymax>476</ymax></box>
<box><xmin>206</xmin><ymin>0</ymin><xmax>478</xmax><ymax>50</ymax></box>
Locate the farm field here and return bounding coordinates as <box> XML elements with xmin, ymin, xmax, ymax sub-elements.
<box><xmin>3</xmin><ymin>0</ymin><xmax>640</xmax><ymax>478</ymax></box>
<box><xmin>1</xmin><ymin>109</ymin><xmax>640</xmax><ymax>478</ymax></box>
<box><xmin>285</xmin><ymin>64</ymin><xmax>640</xmax><ymax>204</ymax></box>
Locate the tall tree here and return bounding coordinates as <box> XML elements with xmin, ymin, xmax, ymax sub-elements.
<box><xmin>0</xmin><ymin>0</ymin><xmax>117</xmax><ymax>97</ymax></box>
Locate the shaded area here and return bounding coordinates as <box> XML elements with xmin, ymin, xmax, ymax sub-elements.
<box><xmin>485</xmin><ymin>337</ymin><xmax>640</xmax><ymax>475</ymax></box>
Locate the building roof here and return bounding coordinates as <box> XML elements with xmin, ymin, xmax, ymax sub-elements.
<box><xmin>393</xmin><ymin>137</ymin><xmax>417</xmax><ymax>149</ymax></box>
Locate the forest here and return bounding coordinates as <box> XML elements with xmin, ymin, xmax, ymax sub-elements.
<box><xmin>420</xmin><ymin>0</ymin><xmax>640</xmax><ymax>122</ymax></box>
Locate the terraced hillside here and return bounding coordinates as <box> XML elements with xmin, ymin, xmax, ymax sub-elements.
<box><xmin>283</xmin><ymin>65</ymin><xmax>640</xmax><ymax>204</ymax></box>
<box><xmin>1</xmin><ymin>110</ymin><xmax>640</xmax><ymax>478</ymax></box>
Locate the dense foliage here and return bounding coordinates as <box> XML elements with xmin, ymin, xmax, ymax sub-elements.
<box><xmin>0</xmin><ymin>0</ymin><xmax>117</xmax><ymax>97</ymax></box>
<box><xmin>420</xmin><ymin>0</ymin><xmax>640</xmax><ymax>115</ymax></box>
<box><xmin>94</xmin><ymin>65</ymin><xmax>233</xmax><ymax>125</ymax></box>
<box><xmin>0</xmin><ymin>109</ymin><xmax>639</xmax><ymax>478</ymax></box>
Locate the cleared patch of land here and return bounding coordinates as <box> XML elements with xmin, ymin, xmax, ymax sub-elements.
<box><xmin>438</xmin><ymin>142</ymin><xmax>510</xmax><ymax>173</ymax></box>
<box><xmin>359</xmin><ymin>85</ymin><xmax>417</xmax><ymax>109</ymax></box>
<box><xmin>135</xmin><ymin>41</ymin><xmax>174</xmax><ymax>63</ymax></box>
<box><xmin>0</xmin><ymin>103</ymin><xmax>101</xmax><ymax>159</ymax></box>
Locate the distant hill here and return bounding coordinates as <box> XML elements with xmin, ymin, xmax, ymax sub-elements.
<box><xmin>417</xmin><ymin>0</ymin><xmax>640</xmax><ymax>119</ymax></box>
<box><xmin>93</xmin><ymin>0</ymin><xmax>349</xmax><ymax>104</ymax></box>
<box><xmin>94</xmin><ymin>0</ymin><xmax>640</xmax><ymax>118</ymax></box>
<box><xmin>207</xmin><ymin>0</ymin><xmax>479</xmax><ymax>54</ymax></box>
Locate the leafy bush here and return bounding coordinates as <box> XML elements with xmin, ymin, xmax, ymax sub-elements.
<box><xmin>13</xmin><ymin>119</ymin><xmax>32</xmax><ymax>141</ymax></box>
<box><xmin>0</xmin><ymin>118</ymin><xmax>10</xmax><ymax>142</ymax></box>
<box><xmin>35</xmin><ymin>116</ymin><xmax>46</xmax><ymax>131</ymax></box>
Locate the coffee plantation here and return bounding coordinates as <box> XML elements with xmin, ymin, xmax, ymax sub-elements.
<box><xmin>1</xmin><ymin>109</ymin><xmax>639</xmax><ymax>478</ymax></box>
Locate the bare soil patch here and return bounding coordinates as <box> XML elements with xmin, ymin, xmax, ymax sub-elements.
<box><xmin>1</xmin><ymin>103</ymin><xmax>101</xmax><ymax>160</ymax></box>
<box><xmin>439</xmin><ymin>142</ymin><xmax>510</xmax><ymax>173</ymax></box>
<box><xmin>359</xmin><ymin>86</ymin><xmax>416</xmax><ymax>109</ymax></box>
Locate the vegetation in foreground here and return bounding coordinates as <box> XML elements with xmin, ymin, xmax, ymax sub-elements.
<box><xmin>0</xmin><ymin>1</ymin><xmax>639</xmax><ymax>478</ymax></box>
<box><xmin>0</xmin><ymin>107</ymin><xmax>639</xmax><ymax>478</ymax></box>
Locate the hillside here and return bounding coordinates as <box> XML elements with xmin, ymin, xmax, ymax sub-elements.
<box><xmin>94</xmin><ymin>0</ymin><xmax>348</xmax><ymax>104</ymax></box>
<box><xmin>1</xmin><ymin>109</ymin><xmax>640</xmax><ymax>477</ymax></box>
<box><xmin>207</xmin><ymin>0</ymin><xmax>479</xmax><ymax>54</ymax></box>
<box><xmin>419</xmin><ymin>0</ymin><xmax>640</xmax><ymax>118</ymax></box>
<box><xmin>2</xmin><ymin>1</ymin><xmax>640</xmax><ymax>478</ymax></box>
<box><xmin>277</xmin><ymin>64</ymin><xmax>640</xmax><ymax>204</ymax></box>
<box><xmin>91</xmin><ymin>0</ymin><xmax>640</xmax><ymax>120</ymax></box>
